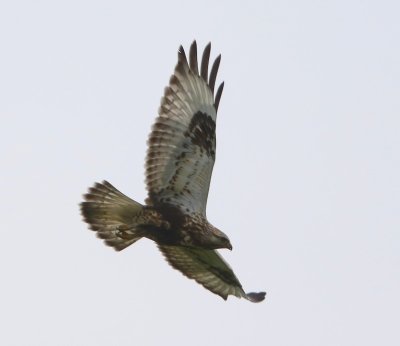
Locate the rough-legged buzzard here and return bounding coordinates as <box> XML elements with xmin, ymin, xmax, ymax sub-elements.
<box><xmin>81</xmin><ymin>41</ymin><xmax>265</xmax><ymax>303</ymax></box>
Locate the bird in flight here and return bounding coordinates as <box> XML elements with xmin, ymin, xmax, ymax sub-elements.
<box><xmin>80</xmin><ymin>41</ymin><xmax>265</xmax><ymax>302</ymax></box>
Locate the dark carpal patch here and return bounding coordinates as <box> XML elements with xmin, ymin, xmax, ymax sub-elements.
<box><xmin>186</xmin><ymin>111</ymin><xmax>216</xmax><ymax>158</ymax></box>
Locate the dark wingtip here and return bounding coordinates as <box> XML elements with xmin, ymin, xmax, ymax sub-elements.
<box><xmin>189</xmin><ymin>40</ymin><xmax>199</xmax><ymax>75</ymax></box>
<box><xmin>209</xmin><ymin>54</ymin><xmax>221</xmax><ymax>93</ymax></box>
<box><xmin>200</xmin><ymin>42</ymin><xmax>211</xmax><ymax>82</ymax></box>
<box><xmin>214</xmin><ymin>81</ymin><xmax>224</xmax><ymax>112</ymax></box>
<box><xmin>178</xmin><ymin>45</ymin><xmax>188</xmax><ymax>65</ymax></box>
<box><xmin>246</xmin><ymin>291</ymin><xmax>266</xmax><ymax>303</ymax></box>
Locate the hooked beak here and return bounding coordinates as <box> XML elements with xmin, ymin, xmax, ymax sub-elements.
<box><xmin>227</xmin><ymin>242</ymin><xmax>233</xmax><ymax>251</ymax></box>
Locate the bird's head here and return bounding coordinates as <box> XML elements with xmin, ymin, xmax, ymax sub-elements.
<box><xmin>208</xmin><ymin>225</ymin><xmax>232</xmax><ymax>250</ymax></box>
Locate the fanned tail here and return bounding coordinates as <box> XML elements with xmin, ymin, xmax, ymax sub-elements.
<box><xmin>80</xmin><ymin>181</ymin><xmax>145</xmax><ymax>251</ymax></box>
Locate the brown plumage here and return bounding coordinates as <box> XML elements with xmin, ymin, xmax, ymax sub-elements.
<box><xmin>80</xmin><ymin>41</ymin><xmax>265</xmax><ymax>303</ymax></box>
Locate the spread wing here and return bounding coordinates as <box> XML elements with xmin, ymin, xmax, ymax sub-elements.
<box><xmin>158</xmin><ymin>245</ymin><xmax>266</xmax><ymax>302</ymax></box>
<box><xmin>145</xmin><ymin>41</ymin><xmax>224</xmax><ymax>215</ymax></box>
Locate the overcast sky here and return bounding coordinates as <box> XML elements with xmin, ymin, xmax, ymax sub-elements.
<box><xmin>1</xmin><ymin>1</ymin><xmax>399</xmax><ymax>345</ymax></box>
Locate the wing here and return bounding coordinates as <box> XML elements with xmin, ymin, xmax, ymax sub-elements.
<box><xmin>158</xmin><ymin>245</ymin><xmax>266</xmax><ymax>302</ymax></box>
<box><xmin>146</xmin><ymin>41</ymin><xmax>224</xmax><ymax>215</ymax></box>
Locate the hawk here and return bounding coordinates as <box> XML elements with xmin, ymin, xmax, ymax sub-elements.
<box><xmin>80</xmin><ymin>41</ymin><xmax>265</xmax><ymax>302</ymax></box>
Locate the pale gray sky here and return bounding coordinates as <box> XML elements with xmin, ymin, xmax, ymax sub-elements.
<box><xmin>1</xmin><ymin>0</ymin><xmax>399</xmax><ymax>345</ymax></box>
